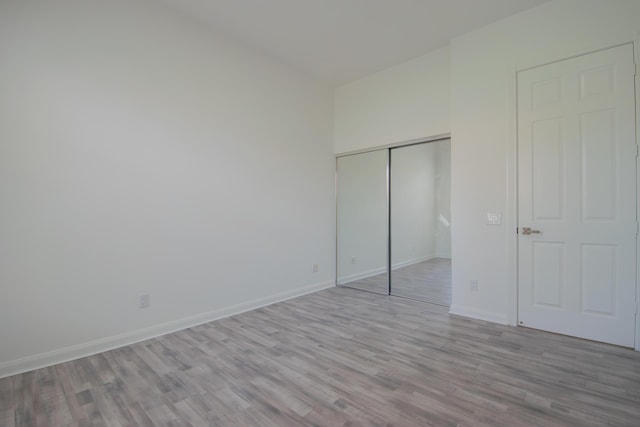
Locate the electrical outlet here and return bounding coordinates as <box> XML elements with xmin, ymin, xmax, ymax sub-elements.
<box><xmin>470</xmin><ymin>280</ymin><xmax>479</xmax><ymax>291</ymax></box>
<box><xmin>351</xmin><ymin>256</ymin><xmax>357</xmax><ymax>264</ymax></box>
<box><xmin>312</xmin><ymin>263</ymin><xmax>319</xmax><ymax>273</ymax></box>
<box><xmin>139</xmin><ymin>294</ymin><xmax>150</xmax><ymax>309</ymax></box>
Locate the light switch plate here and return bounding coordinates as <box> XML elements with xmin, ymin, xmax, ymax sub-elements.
<box><xmin>486</xmin><ymin>212</ymin><xmax>502</xmax><ymax>225</ymax></box>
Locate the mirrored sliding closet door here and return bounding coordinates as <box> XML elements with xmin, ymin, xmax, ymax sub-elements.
<box><xmin>336</xmin><ymin>149</ymin><xmax>389</xmax><ymax>294</ymax></box>
<box><xmin>390</xmin><ymin>140</ymin><xmax>451</xmax><ymax>305</ymax></box>
<box><xmin>336</xmin><ymin>138</ymin><xmax>451</xmax><ymax>306</ymax></box>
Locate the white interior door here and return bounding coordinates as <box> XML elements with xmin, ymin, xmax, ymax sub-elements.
<box><xmin>517</xmin><ymin>44</ymin><xmax>637</xmax><ymax>347</ymax></box>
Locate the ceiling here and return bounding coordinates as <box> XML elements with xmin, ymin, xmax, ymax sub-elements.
<box><xmin>159</xmin><ymin>0</ymin><xmax>550</xmax><ymax>86</ymax></box>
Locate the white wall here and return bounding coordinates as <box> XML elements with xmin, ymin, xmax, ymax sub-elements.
<box><xmin>449</xmin><ymin>0</ymin><xmax>640</xmax><ymax>324</ymax></box>
<box><xmin>0</xmin><ymin>0</ymin><xmax>335</xmax><ymax>377</ymax></box>
<box><xmin>334</xmin><ymin>46</ymin><xmax>451</xmax><ymax>154</ymax></box>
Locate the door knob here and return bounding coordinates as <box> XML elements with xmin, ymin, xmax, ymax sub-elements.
<box><xmin>522</xmin><ymin>227</ymin><xmax>541</xmax><ymax>235</ymax></box>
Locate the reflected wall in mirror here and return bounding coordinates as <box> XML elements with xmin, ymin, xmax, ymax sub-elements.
<box><xmin>390</xmin><ymin>139</ymin><xmax>451</xmax><ymax>305</ymax></box>
<box><xmin>336</xmin><ymin>150</ymin><xmax>388</xmax><ymax>294</ymax></box>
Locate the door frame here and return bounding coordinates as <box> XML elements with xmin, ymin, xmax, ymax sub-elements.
<box><xmin>506</xmin><ymin>40</ymin><xmax>640</xmax><ymax>351</ymax></box>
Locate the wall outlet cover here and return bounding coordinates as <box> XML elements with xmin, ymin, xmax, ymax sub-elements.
<box><xmin>139</xmin><ymin>294</ymin><xmax>150</xmax><ymax>309</ymax></box>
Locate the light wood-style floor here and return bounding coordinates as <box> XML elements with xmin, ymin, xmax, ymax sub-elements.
<box><xmin>342</xmin><ymin>258</ymin><xmax>452</xmax><ymax>305</ymax></box>
<box><xmin>2</xmin><ymin>287</ymin><xmax>640</xmax><ymax>426</ymax></box>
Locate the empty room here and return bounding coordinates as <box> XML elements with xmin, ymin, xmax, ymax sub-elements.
<box><xmin>1</xmin><ymin>0</ymin><xmax>640</xmax><ymax>425</ymax></box>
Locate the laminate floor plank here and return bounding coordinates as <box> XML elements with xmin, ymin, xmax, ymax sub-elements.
<box><xmin>3</xmin><ymin>287</ymin><xmax>640</xmax><ymax>426</ymax></box>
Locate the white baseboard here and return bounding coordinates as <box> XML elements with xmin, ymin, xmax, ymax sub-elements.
<box><xmin>337</xmin><ymin>266</ymin><xmax>386</xmax><ymax>284</ymax></box>
<box><xmin>337</xmin><ymin>256</ymin><xmax>439</xmax><ymax>285</ymax></box>
<box><xmin>391</xmin><ymin>255</ymin><xmax>433</xmax><ymax>270</ymax></box>
<box><xmin>448</xmin><ymin>304</ymin><xmax>508</xmax><ymax>325</ymax></box>
<box><xmin>0</xmin><ymin>280</ymin><xmax>335</xmax><ymax>379</ymax></box>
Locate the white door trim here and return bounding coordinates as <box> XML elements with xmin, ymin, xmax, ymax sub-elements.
<box><xmin>506</xmin><ymin>40</ymin><xmax>640</xmax><ymax>350</ymax></box>
<box><xmin>634</xmin><ymin>34</ymin><xmax>640</xmax><ymax>352</ymax></box>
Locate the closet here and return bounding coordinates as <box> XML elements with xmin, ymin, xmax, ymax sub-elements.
<box><xmin>336</xmin><ymin>138</ymin><xmax>451</xmax><ymax>305</ymax></box>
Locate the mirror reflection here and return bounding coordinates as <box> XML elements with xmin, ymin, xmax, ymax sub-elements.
<box><xmin>336</xmin><ymin>150</ymin><xmax>388</xmax><ymax>294</ymax></box>
<box><xmin>390</xmin><ymin>140</ymin><xmax>451</xmax><ymax>305</ymax></box>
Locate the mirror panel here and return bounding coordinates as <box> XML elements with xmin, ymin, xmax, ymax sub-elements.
<box><xmin>390</xmin><ymin>140</ymin><xmax>451</xmax><ymax>304</ymax></box>
<box><xmin>336</xmin><ymin>150</ymin><xmax>388</xmax><ymax>294</ymax></box>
